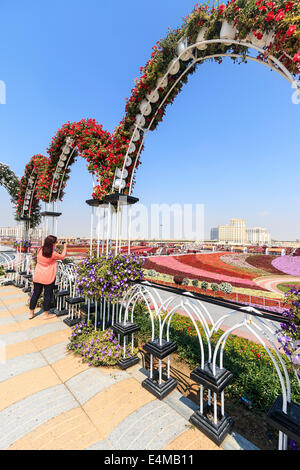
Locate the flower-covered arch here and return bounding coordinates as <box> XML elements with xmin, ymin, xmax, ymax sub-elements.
<box><xmin>0</xmin><ymin>162</ymin><xmax>20</xmax><ymax>205</ymax></box>
<box><xmin>15</xmin><ymin>0</ymin><xmax>300</xmax><ymax>222</ymax></box>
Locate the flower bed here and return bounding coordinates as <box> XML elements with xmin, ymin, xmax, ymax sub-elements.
<box><xmin>144</xmin><ymin>256</ymin><xmax>267</xmax><ymax>291</ymax></box>
<box><xmin>272</xmin><ymin>256</ymin><xmax>300</xmax><ymax>276</ymax></box>
<box><xmin>221</xmin><ymin>254</ymin><xmax>264</xmax><ymax>274</ymax></box>
<box><xmin>176</xmin><ymin>253</ymin><xmax>257</xmax><ymax>280</ymax></box>
<box><xmin>246</xmin><ymin>255</ymin><xmax>284</xmax><ymax>274</ymax></box>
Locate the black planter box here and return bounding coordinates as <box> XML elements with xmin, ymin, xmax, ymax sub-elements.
<box><xmin>23</xmin><ymin>287</ymin><xmax>32</xmax><ymax>293</ymax></box>
<box><xmin>55</xmin><ymin>290</ymin><xmax>70</xmax><ymax>298</ymax></box>
<box><xmin>80</xmin><ymin>303</ymin><xmax>96</xmax><ymax>315</ymax></box>
<box><xmin>54</xmin><ymin>308</ymin><xmax>69</xmax><ymax>318</ymax></box>
<box><xmin>142</xmin><ymin>375</ymin><xmax>177</xmax><ymax>400</ymax></box>
<box><xmin>103</xmin><ymin>193</ymin><xmax>139</xmax><ymax>207</ymax></box>
<box><xmin>15</xmin><ymin>282</ymin><xmax>25</xmax><ymax>289</ymax></box>
<box><xmin>190</xmin><ymin>362</ymin><xmax>234</xmax><ymax>394</ymax></box>
<box><xmin>190</xmin><ymin>408</ymin><xmax>234</xmax><ymax>447</ymax></box>
<box><xmin>118</xmin><ymin>355</ymin><xmax>139</xmax><ymax>370</ymax></box>
<box><xmin>63</xmin><ymin>317</ymin><xmax>82</xmax><ymax>327</ymax></box>
<box><xmin>40</xmin><ymin>211</ymin><xmax>62</xmax><ymax>218</ymax></box>
<box><xmin>267</xmin><ymin>396</ymin><xmax>300</xmax><ymax>443</ymax></box>
<box><xmin>86</xmin><ymin>199</ymin><xmax>108</xmax><ymax>207</ymax></box>
<box><xmin>112</xmin><ymin>322</ymin><xmax>140</xmax><ymax>336</ymax></box>
<box><xmin>143</xmin><ymin>338</ymin><xmax>177</xmax><ymax>360</ymax></box>
<box><xmin>5</xmin><ymin>269</ymin><xmax>16</xmax><ymax>274</ymax></box>
<box><xmin>65</xmin><ymin>296</ymin><xmax>85</xmax><ymax>305</ymax></box>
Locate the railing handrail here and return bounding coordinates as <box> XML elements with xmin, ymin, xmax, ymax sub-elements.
<box><xmin>138</xmin><ymin>280</ymin><xmax>290</xmax><ymax>325</ymax></box>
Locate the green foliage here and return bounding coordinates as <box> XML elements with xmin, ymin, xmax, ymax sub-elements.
<box><xmin>219</xmin><ymin>282</ymin><xmax>233</xmax><ymax>294</ymax></box>
<box><xmin>211</xmin><ymin>282</ymin><xmax>219</xmax><ymax>292</ymax></box>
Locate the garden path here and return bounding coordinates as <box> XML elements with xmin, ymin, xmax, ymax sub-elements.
<box><xmin>0</xmin><ymin>285</ymin><xmax>257</xmax><ymax>451</ymax></box>
<box><xmin>255</xmin><ymin>275</ymin><xmax>300</xmax><ymax>294</ymax></box>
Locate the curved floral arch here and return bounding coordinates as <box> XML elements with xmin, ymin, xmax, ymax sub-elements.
<box><xmin>0</xmin><ymin>162</ymin><xmax>20</xmax><ymax>204</ymax></box>
<box><xmin>16</xmin><ymin>0</ymin><xmax>300</xmax><ymax>221</ymax></box>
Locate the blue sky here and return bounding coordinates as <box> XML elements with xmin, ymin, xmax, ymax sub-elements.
<box><xmin>0</xmin><ymin>0</ymin><xmax>299</xmax><ymax>240</ymax></box>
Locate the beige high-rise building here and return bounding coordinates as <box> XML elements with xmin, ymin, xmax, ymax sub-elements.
<box><xmin>246</xmin><ymin>227</ymin><xmax>271</xmax><ymax>244</ymax></box>
<box><xmin>218</xmin><ymin>219</ymin><xmax>246</xmax><ymax>244</ymax></box>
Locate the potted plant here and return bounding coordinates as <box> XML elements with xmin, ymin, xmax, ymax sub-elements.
<box><xmin>174</xmin><ymin>274</ymin><xmax>184</xmax><ymax>286</ymax></box>
<box><xmin>201</xmin><ymin>281</ymin><xmax>208</xmax><ymax>292</ymax></box>
<box><xmin>220</xmin><ymin>21</ymin><xmax>236</xmax><ymax>45</ymax></box>
<box><xmin>76</xmin><ymin>252</ymin><xmax>145</xmax><ymax>303</ymax></box>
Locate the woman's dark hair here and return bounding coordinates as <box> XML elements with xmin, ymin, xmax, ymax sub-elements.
<box><xmin>42</xmin><ymin>235</ymin><xmax>57</xmax><ymax>258</ymax></box>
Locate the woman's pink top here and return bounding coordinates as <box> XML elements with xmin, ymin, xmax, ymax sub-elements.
<box><xmin>33</xmin><ymin>249</ymin><xmax>65</xmax><ymax>285</ymax></box>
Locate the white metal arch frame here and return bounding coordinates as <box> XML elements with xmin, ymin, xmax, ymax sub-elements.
<box><xmin>118</xmin><ymin>282</ymin><xmax>297</xmax><ymax>450</ymax></box>
<box><xmin>116</xmin><ymin>37</ymin><xmax>300</xmax><ymax>193</ymax></box>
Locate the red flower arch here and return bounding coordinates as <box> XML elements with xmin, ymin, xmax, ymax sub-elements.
<box><xmin>16</xmin><ymin>0</ymin><xmax>300</xmax><ymax>223</ymax></box>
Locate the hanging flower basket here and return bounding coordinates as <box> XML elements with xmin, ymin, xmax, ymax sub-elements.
<box><xmin>220</xmin><ymin>21</ymin><xmax>236</xmax><ymax>45</ymax></box>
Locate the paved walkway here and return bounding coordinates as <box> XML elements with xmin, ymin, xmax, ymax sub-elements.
<box><xmin>0</xmin><ymin>285</ymin><xmax>256</xmax><ymax>451</ymax></box>
<box><xmin>255</xmin><ymin>275</ymin><xmax>300</xmax><ymax>294</ymax></box>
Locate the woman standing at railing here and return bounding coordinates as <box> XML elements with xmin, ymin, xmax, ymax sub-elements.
<box><xmin>29</xmin><ymin>235</ymin><xmax>67</xmax><ymax>320</ymax></box>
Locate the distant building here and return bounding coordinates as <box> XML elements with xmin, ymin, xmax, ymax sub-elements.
<box><xmin>246</xmin><ymin>227</ymin><xmax>271</xmax><ymax>245</ymax></box>
<box><xmin>0</xmin><ymin>226</ymin><xmax>43</xmax><ymax>240</ymax></box>
<box><xmin>218</xmin><ymin>219</ymin><xmax>246</xmax><ymax>244</ymax></box>
<box><xmin>210</xmin><ymin>228</ymin><xmax>219</xmax><ymax>241</ymax></box>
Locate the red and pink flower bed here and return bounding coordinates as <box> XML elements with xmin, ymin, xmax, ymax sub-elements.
<box><xmin>246</xmin><ymin>255</ymin><xmax>286</xmax><ymax>274</ymax></box>
<box><xmin>144</xmin><ymin>254</ymin><xmax>267</xmax><ymax>291</ymax></box>
<box><xmin>176</xmin><ymin>253</ymin><xmax>257</xmax><ymax>280</ymax></box>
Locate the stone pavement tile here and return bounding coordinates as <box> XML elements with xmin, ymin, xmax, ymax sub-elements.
<box><xmin>143</xmin><ymin>418</ymin><xmax>191</xmax><ymax>451</ymax></box>
<box><xmin>0</xmin><ymin>308</ymin><xmax>12</xmax><ymax>318</ymax></box>
<box><xmin>25</xmin><ymin>321</ymin><xmax>68</xmax><ymax>341</ymax></box>
<box><xmin>16</xmin><ymin>316</ymin><xmax>62</xmax><ymax>332</ymax></box>
<box><xmin>0</xmin><ymin>289</ymin><xmax>21</xmax><ymax>300</ymax></box>
<box><xmin>51</xmin><ymin>354</ymin><xmax>90</xmax><ymax>383</ymax></box>
<box><xmin>1</xmin><ymin>297</ymin><xmax>28</xmax><ymax>307</ymax></box>
<box><xmin>11</xmin><ymin>312</ymin><xmax>32</xmax><ymax>323</ymax></box>
<box><xmin>0</xmin><ymin>316</ymin><xmax>17</xmax><ymax>327</ymax></box>
<box><xmin>66</xmin><ymin>368</ymin><xmax>129</xmax><ymax>405</ymax></box>
<box><xmin>0</xmin><ymin>366</ymin><xmax>61</xmax><ymax>411</ymax></box>
<box><xmin>0</xmin><ymin>351</ymin><xmax>48</xmax><ymax>382</ymax></box>
<box><xmin>86</xmin><ymin>439</ymin><xmax>114</xmax><ymax>450</ymax></box>
<box><xmin>0</xmin><ymin>320</ymin><xmax>67</xmax><ymax>345</ymax></box>
<box><xmin>0</xmin><ymin>323</ymin><xmax>20</xmax><ymax>335</ymax></box>
<box><xmin>83</xmin><ymin>378</ymin><xmax>155</xmax><ymax>440</ymax></box>
<box><xmin>41</xmin><ymin>341</ymin><xmax>69</xmax><ymax>365</ymax></box>
<box><xmin>8</xmin><ymin>407</ymin><xmax>102</xmax><ymax>451</ymax></box>
<box><xmin>0</xmin><ymin>330</ymin><xmax>29</xmax><ymax>345</ymax></box>
<box><xmin>32</xmin><ymin>329</ymin><xmax>71</xmax><ymax>351</ymax></box>
<box><xmin>5</xmin><ymin>340</ymin><xmax>38</xmax><ymax>360</ymax></box>
<box><xmin>0</xmin><ymin>288</ymin><xmax>20</xmax><ymax>297</ymax></box>
<box><xmin>6</xmin><ymin>305</ymin><xmax>29</xmax><ymax>316</ymax></box>
<box><xmin>108</xmin><ymin>400</ymin><xmax>188</xmax><ymax>451</ymax></box>
<box><xmin>163</xmin><ymin>390</ymin><xmax>198</xmax><ymax>421</ymax></box>
<box><xmin>1</xmin><ymin>293</ymin><xmax>29</xmax><ymax>302</ymax></box>
<box><xmin>164</xmin><ymin>427</ymin><xmax>221</xmax><ymax>451</ymax></box>
<box><xmin>0</xmin><ymin>384</ymin><xmax>78</xmax><ymax>449</ymax></box>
